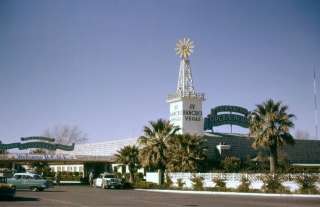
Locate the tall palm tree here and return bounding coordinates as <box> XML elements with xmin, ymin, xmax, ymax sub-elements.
<box><xmin>167</xmin><ymin>134</ymin><xmax>207</xmax><ymax>172</ymax></box>
<box><xmin>138</xmin><ymin>119</ymin><xmax>180</xmax><ymax>184</ymax></box>
<box><xmin>0</xmin><ymin>141</ymin><xmax>7</xmax><ymax>154</ymax></box>
<box><xmin>115</xmin><ymin>145</ymin><xmax>140</xmax><ymax>183</ymax></box>
<box><xmin>249</xmin><ymin>99</ymin><xmax>295</xmax><ymax>173</ymax></box>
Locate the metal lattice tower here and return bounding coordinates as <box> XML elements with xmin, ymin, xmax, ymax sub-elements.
<box><xmin>167</xmin><ymin>38</ymin><xmax>205</xmax><ymax>135</ymax></box>
<box><xmin>176</xmin><ymin>59</ymin><xmax>196</xmax><ymax>95</ymax></box>
<box><xmin>167</xmin><ymin>38</ymin><xmax>205</xmax><ymax>101</ymax></box>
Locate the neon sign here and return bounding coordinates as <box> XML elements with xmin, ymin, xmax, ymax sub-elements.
<box><xmin>204</xmin><ymin>105</ymin><xmax>249</xmax><ymax>130</ymax></box>
<box><xmin>0</xmin><ymin>136</ymin><xmax>75</xmax><ymax>151</ymax></box>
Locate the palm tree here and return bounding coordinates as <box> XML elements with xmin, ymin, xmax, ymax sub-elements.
<box><xmin>0</xmin><ymin>141</ymin><xmax>7</xmax><ymax>154</ymax></box>
<box><xmin>31</xmin><ymin>161</ymin><xmax>51</xmax><ymax>176</ymax></box>
<box><xmin>138</xmin><ymin>119</ymin><xmax>180</xmax><ymax>184</ymax></box>
<box><xmin>167</xmin><ymin>134</ymin><xmax>207</xmax><ymax>172</ymax></box>
<box><xmin>249</xmin><ymin>99</ymin><xmax>295</xmax><ymax>173</ymax></box>
<box><xmin>115</xmin><ymin>145</ymin><xmax>140</xmax><ymax>183</ymax></box>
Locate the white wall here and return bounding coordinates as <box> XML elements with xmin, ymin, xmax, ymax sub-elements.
<box><xmin>111</xmin><ymin>164</ymin><xmax>145</xmax><ymax>175</ymax></box>
<box><xmin>169</xmin><ymin>97</ymin><xmax>204</xmax><ymax>135</ymax></box>
<box><xmin>146</xmin><ymin>172</ymin><xmax>160</xmax><ymax>184</ymax></box>
<box><xmin>49</xmin><ymin>164</ymin><xmax>84</xmax><ymax>173</ymax></box>
<box><xmin>145</xmin><ymin>172</ymin><xmax>320</xmax><ymax>192</ymax></box>
<box><xmin>181</xmin><ymin>97</ymin><xmax>203</xmax><ymax>135</ymax></box>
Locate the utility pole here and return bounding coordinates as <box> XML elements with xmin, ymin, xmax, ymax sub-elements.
<box><xmin>314</xmin><ymin>67</ymin><xmax>318</xmax><ymax>139</ymax></box>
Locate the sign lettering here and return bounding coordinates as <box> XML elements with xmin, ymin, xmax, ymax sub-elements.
<box><xmin>0</xmin><ymin>141</ymin><xmax>75</xmax><ymax>151</ymax></box>
<box><xmin>204</xmin><ymin>105</ymin><xmax>249</xmax><ymax>130</ymax></box>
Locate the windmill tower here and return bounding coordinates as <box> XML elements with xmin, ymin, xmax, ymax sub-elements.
<box><xmin>167</xmin><ymin>38</ymin><xmax>205</xmax><ymax>134</ymax></box>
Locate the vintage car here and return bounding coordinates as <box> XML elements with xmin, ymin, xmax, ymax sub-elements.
<box><xmin>0</xmin><ymin>176</ymin><xmax>16</xmax><ymax>198</ymax></box>
<box><xmin>94</xmin><ymin>173</ymin><xmax>123</xmax><ymax>189</ymax></box>
<box><xmin>7</xmin><ymin>172</ymin><xmax>50</xmax><ymax>191</ymax></box>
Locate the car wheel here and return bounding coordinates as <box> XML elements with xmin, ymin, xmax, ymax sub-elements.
<box><xmin>31</xmin><ymin>187</ymin><xmax>39</xmax><ymax>192</ymax></box>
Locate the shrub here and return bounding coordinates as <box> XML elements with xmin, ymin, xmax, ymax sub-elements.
<box><xmin>31</xmin><ymin>161</ymin><xmax>52</xmax><ymax>177</ymax></box>
<box><xmin>260</xmin><ymin>174</ymin><xmax>288</xmax><ymax>193</ymax></box>
<box><xmin>222</xmin><ymin>156</ymin><xmax>241</xmax><ymax>172</ymax></box>
<box><xmin>191</xmin><ymin>175</ymin><xmax>204</xmax><ymax>191</ymax></box>
<box><xmin>237</xmin><ymin>176</ymin><xmax>251</xmax><ymax>192</ymax></box>
<box><xmin>114</xmin><ymin>172</ymin><xmax>123</xmax><ymax>179</ymax></box>
<box><xmin>164</xmin><ymin>173</ymin><xmax>173</xmax><ymax>188</ymax></box>
<box><xmin>133</xmin><ymin>181</ymin><xmax>159</xmax><ymax>189</ymax></box>
<box><xmin>134</xmin><ymin>172</ymin><xmax>145</xmax><ymax>182</ymax></box>
<box><xmin>123</xmin><ymin>173</ymin><xmax>131</xmax><ymax>182</ymax></box>
<box><xmin>122</xmin><ymin>181</ymin><xmax>134</xmax><ymax>189</ymax></box>
<box><xmin>295</xmin><ymin>174</ymin><xmax>319</xmax><ymax>194</ymax></box>
<box><xmin>212</xmin><ymin>176</ymin><xmax>227</xmax><ymax>191</ymax></box>
<box><xmin>60</xmin><ymin>175</ymin><xmax>81</xmax><ymax>181</ymax></box>
<box><xmin>177</xmin><ymin>178</ymin><xmax>185</xmax><ymax>189</ymax></box>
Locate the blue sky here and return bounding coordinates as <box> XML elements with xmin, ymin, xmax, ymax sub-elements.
<box><xmin>0</xmin><ymin>0</ymin><xmax>319</xmax><ymax>143</ymax></box>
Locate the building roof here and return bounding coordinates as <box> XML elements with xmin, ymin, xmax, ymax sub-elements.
<box><xmin>60</xmin><ymin>138</ymin><xmax>138</xmax><ymax>157</ymax></box>
<box><xmin>204</xmin><ymin>132</ymin><xmax>320</xmax><ymax>164</ymax></box>
<box><xmin>4</xmin><ymin>133</ymin><xmax>320</xmax><ymax>164</ymax></box>
<box><xmin>53</xmin><ymin>133</ymin><xmax>320</xmax><ymax>164</ymax></box>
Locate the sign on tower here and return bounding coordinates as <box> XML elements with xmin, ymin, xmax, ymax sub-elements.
<box><xmin>167</xmin><ymin>38</ymin><xmax>205</xmax><ymax>135</ymax></box>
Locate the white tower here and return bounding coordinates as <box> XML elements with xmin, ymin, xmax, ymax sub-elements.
<box><xmin>167</xmin><ymin>38</ymin><xmax>205</xmax><ymax>134</ymax></box>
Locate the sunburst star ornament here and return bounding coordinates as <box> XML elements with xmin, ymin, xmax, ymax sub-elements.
<box><xmin>175</xmin><ymin>38</ymin><xmax>194</xmax><ymax>59</ymax></box>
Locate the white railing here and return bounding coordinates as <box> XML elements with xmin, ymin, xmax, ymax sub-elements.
<box><xmin>145</xmin><ymin>172</ymin><xmax>320</xmax><ymax>192</ymax></box>
<box><xmin>167</xmin><ymin>92</ymin><xmax>205</xmax><ymax>101</ymax></box>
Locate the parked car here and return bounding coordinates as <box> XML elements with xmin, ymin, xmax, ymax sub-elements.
<box><xmin>94</xmin><ymin>173</ymin><xmax>123</xmax><ymax>189</ymax></box>
<box><xmin>7</xmin><ymin>172</ymin><xmax>50</xmax><ymax>191</ymax></box>
<box><xmin>0</xmin><ymin>176</ymin><xmax>16</xmax><ymax>198</ymax></box>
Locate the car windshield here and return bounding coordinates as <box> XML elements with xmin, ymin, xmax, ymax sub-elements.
<box><xmin>14</xmin><ymin>175</ymin><xmax>22</xmax><ymax>179</ymax></box>
<box><xmin>0</xmin><ymin>177</ymin><xmax>7</xmax><ymax>183</ymax></box>
<box><xmin>33</xmin><ymin>174</ymin><xmax>42</xmax><ymax>179</ymax></box>
<box><xmin>22</xmin><ymin>175</ymin><xmax>32</xmax><ymax>179</ymax></box>
<box><xmin>104</xmin><ymin>175</ymin><xmax>115</xmax><ymax>178</ymax></box>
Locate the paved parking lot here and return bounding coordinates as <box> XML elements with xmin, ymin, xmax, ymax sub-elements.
<box><xmin>1</xmin><ymin>185</ymin><xmax>320</xmax><ymax>207</ymax></box>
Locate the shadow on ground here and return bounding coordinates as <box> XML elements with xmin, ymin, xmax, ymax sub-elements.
<box><xmin>15</xmin><ymin>189</ymin><xmax>65</xmax><ymax>193</ymax></box>
<box><xmin>0</xmin><ymin>196</ymin><xmax>39</xmax><ymax>202</ymax></box>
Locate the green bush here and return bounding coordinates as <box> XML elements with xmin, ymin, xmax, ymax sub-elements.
<box><xmin>32</xmin><ymin>161</ymin><xmax>53</xmax><ymax>177</ymax></box>
<box><xmin>260</xmin><ymin>174</ymin><xmax>288</xmax><ymax>193</ymax></box>
<box><xmin>191</xmin><ymin>175</ymin><xmax>204</xmax><ymax>191</ymax></box>
<box><xmin>237</xmin><ymin>176</ymin><xmax>251</xmax><ymax>192</ymax></box>
<box><xmin>177</xmin><ymin>178</ymin><xmax>185</xmax><ymax>189</ymax></box>
<box><xmin>60</xmin><ymin>176</ymin><xmax>81</xmax><ymax>181</ymax></box>
<box><xmin>164</xmin><ymin>173</ymin><xmax>173</xmax><ymax>188</ymax></box>
<box><xmin>212</xmin><ymin>176</ymin><xmax>227</xmax><ymax>191</ymax></box>
<box><xmin>123</xmin><ymin>173</ymin><xmax>131</xmax><ymax>181</ymax></box>
<box><xmin>295</xmin><ymin>174</ymin><xmax>319</xmax><ymax>194</ymax></box>
<box><xmin>57</xmin><ymin>171</ymin><xmax>82</xmax><ymax>181</ymax></box>
<box><xmin>222</xmin><ymin>156</ymin><xmax>241</xmax><ymax>172</ymax></box>
<box><xmin>241</xmin><ymin>154</ymin><xmax>270</xmax><ymax>173</ymax></box>
<box><xmin>114</xmin><ymin>172</ymin><xmax>123</xmax><ymax>179</ymax></box>
<box><xmin>133</xmin><ymin>181</ymin><xmax>160</xmax><ymax>189</ymax></box>
<box><xmin>122</xmin><ymin>181</ymin><xmax>133</xmax><ymax>189</ymax></box>
<box><xmin>134</xmin><ymin>172</ymin><xmax>145</xmax><ymax>182</ymax></box>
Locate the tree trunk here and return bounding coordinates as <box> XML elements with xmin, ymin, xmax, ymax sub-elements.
<box><xmin>158</xmin><ymin>169</ymin><xmax>165</xmax><ymax>185</ymax></box>
<box><xmin>269</xmin><ymin>145</ymin><xmax>278</xmax><ymax>173</ymax></box>
<box><xmin>129</xmin><ymin>172</ymin><xmax>134</xmax><ymax>183</ymax></box>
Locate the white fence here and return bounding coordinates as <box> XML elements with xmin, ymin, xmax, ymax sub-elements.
<box><xmin>145</xmin><ymin>172</ymin><xmax>320</xmax><ymax>192</ymax></box>
<box><xmin>146</xmin><ymin>172</ymin><xmax>161</xmax><ymax>184</ymax></box>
